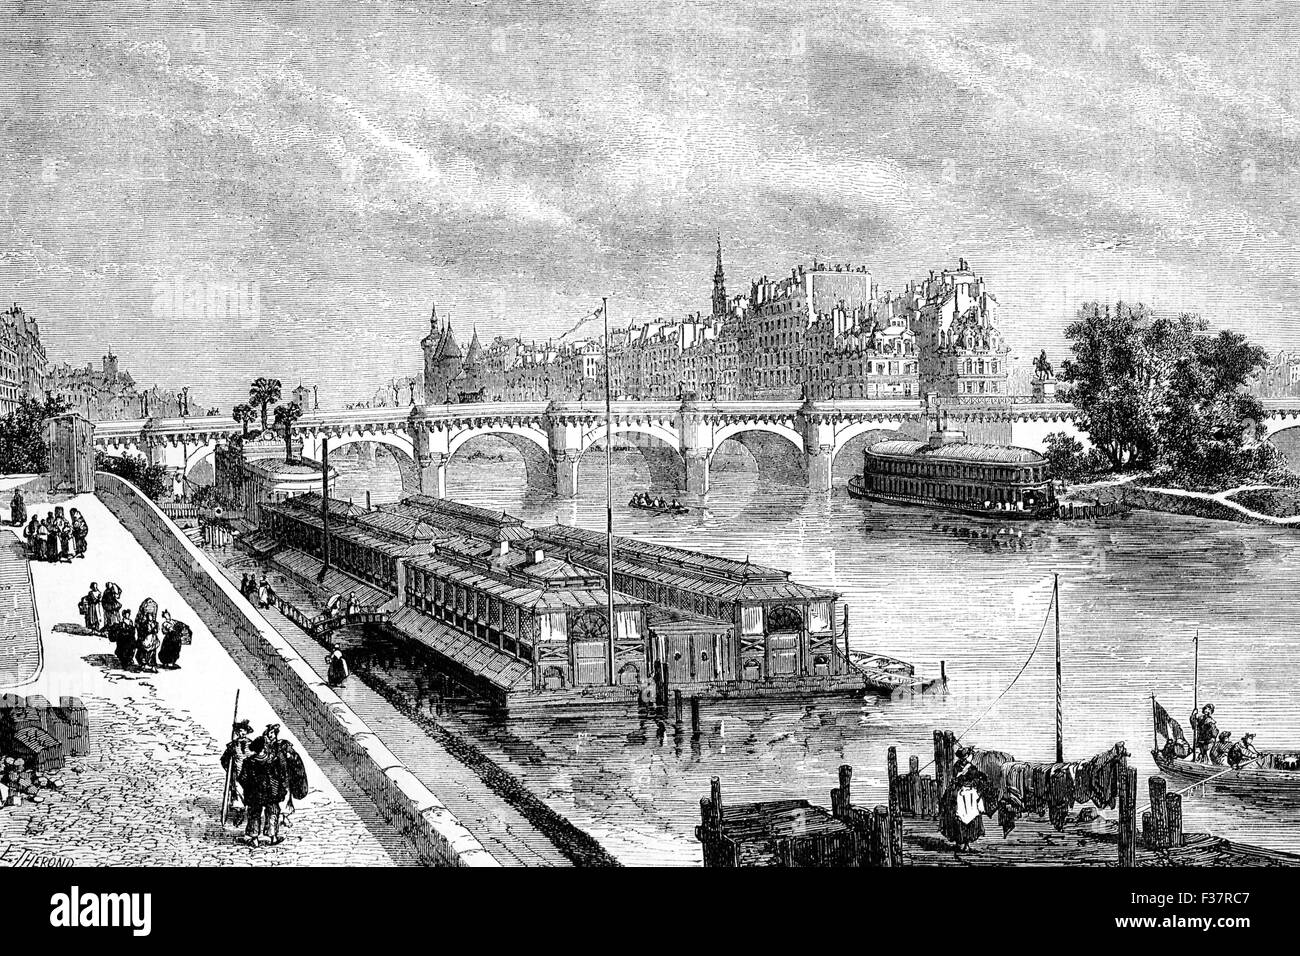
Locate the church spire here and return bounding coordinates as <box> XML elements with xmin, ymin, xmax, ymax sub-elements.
<box><xmin>711</xmin><ymin>233</ymin><xmax>727</xmax><ymax>318</ymax></box>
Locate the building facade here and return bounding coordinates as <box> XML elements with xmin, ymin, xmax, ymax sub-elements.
<box><xmin>0</xmin><ymin>304</ymin><xmax>49</xmax><ymax>414</ymax></box>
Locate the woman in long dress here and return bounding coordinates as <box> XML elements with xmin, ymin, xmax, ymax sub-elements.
<box><xmin>81</xmin><ymin>583</ymin><xmax>105</xmax><ymax>633</ymax></box>
<box><xmin>70</xmin><ymin>508</ymin><xmax>89</xmax><ymax>559</ymax></box>
<box><xmin>113</xmin><ymin>610</ymin><xmax>137</xmax><ymax>669</ymax></box>
<box><xmin>157</xmin><ymin>610</ymin><xmax>189</xmax><ymax>669</ymax></box>
<box><xmin>326</xmin><ymin>644</ymin><xmax>349</xmax><ymax>687</ymax></box>
<box><xmin>941</xmin><ymin>747</ymin><xmax>990</xmax><ymax>852</ymax></box>
<box><xmin>23</xmin><ymin>516</ymin><xmax>39</xmax><ymax>560</ymax></box>
<box><xmin>101</xmin><ymin>582</ymin><xmax>122</xmax><ymax>631</ymax></box>
<box><xmin>44</xmin><ymin>513</ymin><xmax>60</xmax><ymax>562</ymax></box>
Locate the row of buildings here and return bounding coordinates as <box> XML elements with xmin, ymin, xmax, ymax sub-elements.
<box><xmin>46</xmin><ymin>351</ymin><xmax>209</xmax><ymax>421</ymax></box>
<box><xmin>3</xmin><ymin>303</ymin><xmax>208</xmax><ymax>421</ymax></box>
<box><xmin>404</xmin><ymin>250</ymin><xmax>1012</xmax><ymax>407</ymax></box>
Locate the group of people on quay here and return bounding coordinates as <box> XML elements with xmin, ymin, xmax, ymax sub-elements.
<box><xmin>1182</xmin><ymin>703</ymin><xmax>1262</xmax><ymax>769</ymax></box>
<box><xmin>220</xmin><ymin>720</ymin><xmax>309</xmax><ymax>847</ymax></box>
<box><xmin>79</xmin><ymin>582</ymin><xmax>191</xmax><ymax>672</ymax></box>
<box><xmin>11</xmin><ymin>491</ymin><xmax>90</xmax><ymax>563</ymax></box>
<box><xmin>238</xmin><ymin>573</ymin><xmax>276</xmax><ymax>609</ymax></box>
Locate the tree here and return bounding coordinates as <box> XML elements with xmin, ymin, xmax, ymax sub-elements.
<box><xmin>1042</xmin><ymin>432</ymin><xmax>1089</xmax><ymax>482</ymax></box>
<box><xmin>95</xmin><ymin>451</ymin><xmax>169</xmax><ymax>500</ymax></box>
<box><xmin>248</xmin><ymin>377</ymin><xmax>282</xmax><ymax>432</ymax></box>
<box><xmin>231</xmin><ymin>403</ymin><xmax>257</xmax><ymax>439</ymax></box>
<box><xmin>1158</xmin><ymin>329</ymin><xmax>1269</xmax><ymax>485</ymax></box>
<box><xmin>272</xmin><ymin>401</ymin><xmax>303</xmax><ymax>462</ymax></box>
<box><xmin>0</xmin><ymin>395</ymin><xmax>70</xmax><ymax>474</ymax></box>
<box><xmin>1060</xmin><ymin>302</ymin><xmax>1203</xmax><ymax>470</ymax></box>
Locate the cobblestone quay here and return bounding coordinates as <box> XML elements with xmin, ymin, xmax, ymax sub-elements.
<box><xmin>0</xmin><ymin>493</ymin><xmax>412</xmax><ymax>867</ymax></box>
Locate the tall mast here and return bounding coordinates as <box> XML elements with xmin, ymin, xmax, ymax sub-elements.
<box><xmin>1054</xmin><ymin>573</ymin><xmax>1063</xmax><ymax>763</ymax></box>
<box><xmin>603</xmin><ymin>297</ymin><xmax>616</xmax><ymax>686</ymax></box>
<box><xmin>1193</xmin><ymin>629</ymin><xmax>1199</xmax><ymax>714</ymax></box>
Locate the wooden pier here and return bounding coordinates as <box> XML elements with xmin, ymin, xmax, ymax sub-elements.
<box><xmin>699</xmin><ymin>728</ymin><xmax>1300</xmax><ymax>867</ymax></box>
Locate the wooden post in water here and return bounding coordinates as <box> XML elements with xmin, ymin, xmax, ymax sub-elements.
<box><xmin>908</xmin><ymin>755</ymin><xmax>921</xmax><ymax>816</ymax></box>
<box><xmin>1054</xmin><ymin>574</ymin><xmax>1063</xmax><ymax>764</ymax></box>
<box><xmin>873</xmin><ymin>806</ymin><xmax>891</xmax><ymax>867</ymax></box>
<box><xmin>690</xmin><ymin>697</ymin><xmax>700</xmax><ymax>736</ymax></box>
<box><xmin>1117</xmin><ymin>758</ymin><xmax>1137</xmax><ymax>867</ymax></box>
<box><xmin>1165</xmin><ymin>793</ymin><xmax>1183</xmax><ymax>848</ymax></box>
<box><xmin>674</xmin><ymin>689</ymin><xmax>683</xmax><ymax>727</ymax></box>
<box><xmin>1149</xmin><ymin>776</ymin><xmax>1168</xmax><ymax>847</ymax></box>
<box><xmin>887</xmin><ymin>746</ymin><xmax>900</xmax><ymax>812</ymax></box>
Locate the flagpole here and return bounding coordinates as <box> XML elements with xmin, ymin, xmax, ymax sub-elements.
<box><xmin>1192</xmin><ymin>629</ymin><xmax>1199</xmax><ymax>714</ymax></box>
<box><xmin>603</xmin><ymin>297</ymin><xmax>616</xmax><ymax>687</ymax></box>
<box><xmin>1151</xmin><ymin>692</ymin><xmax>1157</xmax><ymax>752</ymax></box>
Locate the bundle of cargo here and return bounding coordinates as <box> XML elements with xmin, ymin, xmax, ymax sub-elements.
<box><xmin>0</xmin><ymin>754</ymin><xmax>64</xmax><ymax>807</ymax></box>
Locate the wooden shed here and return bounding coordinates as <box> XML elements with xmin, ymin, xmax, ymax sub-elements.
<box><xmin>44</xmin><ymin>412</ymin><xmax>96</xmax><ymax>494</ymax></box>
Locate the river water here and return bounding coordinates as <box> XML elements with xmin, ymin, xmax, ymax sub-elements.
<box><xmin>334</xmin><ymin>443</ymin><xmax>1300</xmax><ymax>865</ymax></box>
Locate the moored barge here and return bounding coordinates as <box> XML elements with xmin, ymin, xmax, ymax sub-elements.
<box><xmin>848</xmin><ymin>423</ymin><xmax>1056</xmax><ymax>519</ymax></box>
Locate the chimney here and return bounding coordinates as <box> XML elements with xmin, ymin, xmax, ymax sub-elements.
<box><xmin>527</xmin><ymin>545</ymin><xmax>545</xmax><ymax>564</ymax></box>
<box><xmin>495</xmin><ymin>538</ymin><xmax>510</xmax><ymax>557</ymax></box>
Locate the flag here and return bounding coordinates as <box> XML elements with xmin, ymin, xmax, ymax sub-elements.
<box><xmin>557</xmin><ymin>306</ymin><xmax>605</xmax><ymax>343</ymax></box>
<box><xmin>1153</xmin><ymin>697</ymin><xmax>1188</xmax><ymax>752</ymax></box>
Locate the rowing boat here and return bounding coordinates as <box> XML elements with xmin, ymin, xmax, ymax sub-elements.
<box><xmin>1150</xmin><ymin>748</ymin><xmax>1300</xmax><ymax>795</ymax></box>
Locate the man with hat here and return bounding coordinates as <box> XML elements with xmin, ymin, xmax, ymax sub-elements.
<box><xmin>238</xmin><ymin>724</ymin><xmax>284</xmax><ymax>846</ymax></box>
<box><xmin>1228</xmin><ymin>733</ymin><xmax>1260</xmax><ymax>769</ymax></box>
<box><xmin>1190</xmin><ymin>703</ymin><xmax>1218</xmax><ymax>763</ymax></box>
<box><xmin>220</xmin><ymin>719</ymin><xmax>254</xmax><ymax>827</ymax></box>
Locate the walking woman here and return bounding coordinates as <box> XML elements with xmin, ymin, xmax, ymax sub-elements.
<box><xmin>102</xmin><ymin>582</ymin><xmax>123</xmax><ymax>631</ymax></box>
<box><xmin>54</xmin><ymin>507</ymin><xmax>72</xmax><ymax>562</ymax></box>
<box><xmin>10</xmin><ymin>489</ymin><xmax>26</xmax><ymax>528</ymax></box>
<box><xmin>44</xmin><ymin>512</ymin><xmax>59</xmax><ymax>562</ymax></box>
<box><xmin>80</xmin><ymin>583</ymin><xmax>105</xmax><ymax>634</ymax></box>
<box><xmin>70</xmin><ymin>508</ymin><xmax>89</xmax><ymax>559</ymax></box>
<box><xmin>24</xmin><ymin>516</ymin><xmax>40</xmax><ymax>561</ymax></box>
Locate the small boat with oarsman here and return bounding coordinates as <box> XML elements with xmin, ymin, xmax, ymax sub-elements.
<box><xmin>628</xmin><ymin>492</ymin><xmax>689</xmax><ymax>515</ymax></box>
<box><xmin>1151</xmin><ymin>694</ymin><xmax>1300</xmax><ymax>795</ymax></box>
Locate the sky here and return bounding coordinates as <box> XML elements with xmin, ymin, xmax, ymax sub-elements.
<box><xmin>1</xmin><ymin>0</ymin><xmax>1298</xmax><ymax>410</ymax></box>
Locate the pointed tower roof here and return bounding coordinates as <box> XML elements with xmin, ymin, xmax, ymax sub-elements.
<box><xmin>464</xmin><ymin>327</ymin><xmax>483</xmax><ymax>366</ymax></box>
<box><xmin>420</xmin><ymin>304</ymin><xmax>441</xmax><ymax>349</ymax></box>
<box><xmin>435</xmin><ymin>321</ymin><xmax>462</xmax><ymax>361</ymax></box>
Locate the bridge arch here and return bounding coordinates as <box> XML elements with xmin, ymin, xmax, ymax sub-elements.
<box><xmin>323</xmin><ymin>432</ymin><xmax>420</xmax><ymax>498</ymax></box>
<box><xmin>708</xmin><ymin>424</ymin><xmax>806</xmax><ymax>487</ymax></box>
<box><xmin>322</xmin><ymin>430</ymin><xmax>416</xmax><ymax>465</ymax></box>
<box><xmin>184</xmin><ymin>442</ymin><xmax>221</xmax><ymax>478</ymax></box>
<box><xmin>578</xmin><ymin>425</ymin><xmax>684</xmax><ymax>493</ymax></box>
<box><xmin>579</xmin><ymin>421</ymin><xmax>682</xmax><ymax>456</ymax></box>
<box><xmin>446</xmin><ymin>427</ymin><xmax>555</xmax><ymax>496</ymax></box>
<box><xmin>711</xmin><ymin>421</ymin><xmax>804</xmax><ymax>455</ymax></box>
<box><xmin>1267</xmin><ymin>424</ymin><xmax>1300</xmax><ymax>467</ymax></box>
<box><xmin>447</xmin><ymin>424</ymin><xmax>550</xmax><ymax>461</ymax></box>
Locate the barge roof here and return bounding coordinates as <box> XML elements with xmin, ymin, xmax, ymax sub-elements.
<box><xmin>867</xmin><ymin>439</ymin><xmax>1046</xmax><ymax>465</ymax></box>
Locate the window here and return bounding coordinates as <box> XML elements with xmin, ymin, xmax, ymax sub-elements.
<box><xmin>617</xmin><ymin>609</ymin><xmax>642</xmax><ymax>643</ymax></box>
<box><xmin>809</xmin><ymin>601</ymin><xmax>831</xmax><ymax>633</ymax></box>
<box><xmin>741</xmin><ymin>606</ymin><xmax>764</xmax><ymax>635</ymax></box>
<box><xmin>539</xmin><ymin>612</ymin><xmax>568</xmax><ymax>643</ymax></box>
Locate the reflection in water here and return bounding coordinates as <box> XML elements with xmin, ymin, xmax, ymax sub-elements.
<box><xmin>346</xmin><ymin>449</ymin><xmax>1300</xmax><ymax>864</ymax></box>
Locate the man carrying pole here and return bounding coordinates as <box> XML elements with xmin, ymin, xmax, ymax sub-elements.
<box><xmin>219</xmin><ymin>691</ymin><xmax>248</xmax><ymax>827</ymax></box>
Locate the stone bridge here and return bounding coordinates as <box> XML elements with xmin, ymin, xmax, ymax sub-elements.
<box><xmin>90</xmin><ymin>397</ymin><xmax>1300</xmax><ymax>497</ymax></box>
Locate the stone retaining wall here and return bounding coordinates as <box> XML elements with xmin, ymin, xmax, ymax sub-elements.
<box><xmin>94</xmin><ymin>472</ymin><xmax>497</xmax><ymax>867</ymax></box>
